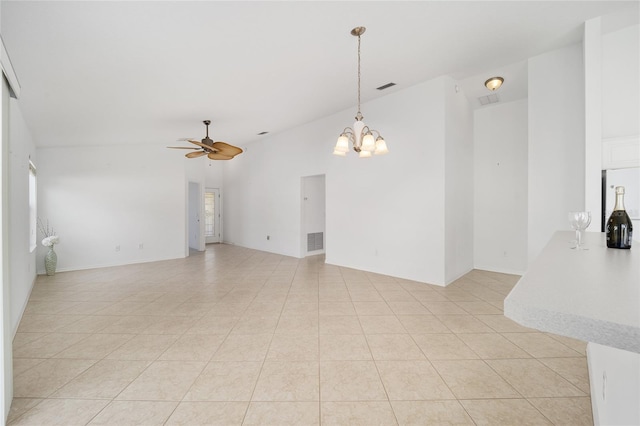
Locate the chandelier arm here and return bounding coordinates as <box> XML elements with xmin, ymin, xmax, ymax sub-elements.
<box><xmin>369</xmin><ymin>129</ymin><xmax>383</xmax><ymax>138</ymax></box>
<box><xmin>342</xmin><ymin>128</ymin><xmax>355</xmax><ymax>140</ymax></box>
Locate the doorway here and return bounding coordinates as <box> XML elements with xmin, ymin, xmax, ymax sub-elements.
<box><xmin>205</xmin><ymin>188</ymin><xmax>221</xmax><ymax>244</ymax></box>
<box><xmin>301</xmin><ymin>175</ymin><xmax>326</xmax><ymax>257</ymax></box>
<box><xmin>188</xmin><ymin>181</ymin><xmax>204</xmax><ymax>252</ymax></box>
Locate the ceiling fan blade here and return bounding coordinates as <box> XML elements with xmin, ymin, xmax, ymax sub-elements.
<box><xmin>207</xmin><ymin>152</ymin><xmax>233</xmax><ymax>160</ymax></box>
<box><xmin>185</xmin><ymin>151</ymin><xmax>208</xmax><ymax>158</ymax></box>
<box><xmin>212</xmin><ymin>142</ymin><xmax>243</xmax><ymax>157</ymax></box>
<box><xmin>188</xmin><ymin>139</ymin><xmax>214</xmax><ymax>150</ymax></box>
<box><xmin>167</xmin><ymin>146</ymin><xmax>199</xmax><ymax>149</ymax></box>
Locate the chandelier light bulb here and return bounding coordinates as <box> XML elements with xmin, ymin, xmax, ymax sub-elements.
<box><xmin>335</xmin><ymin>134</ymin><xmax>349</xmax><ymax>153</ymax></box>
<box><xmin>362</xmin><ymin>132</ymin><xmax>375</xmax><ymax>152</ymax></box>
<box><xmin>374</xmin><ymin>137</ymin><xmax>388</xmax><ymax>155</ymax></box>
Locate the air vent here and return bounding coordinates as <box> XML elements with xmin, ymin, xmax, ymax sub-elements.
<box><xmin>376</xmin><ymin>82</ymin><xmax>396</xmax><ymax>90</ymax></box>
<box><xmin>257</xmin><ymin>131</ymin><xmax>269</xmax><ymax>135</ymax></box>
<box><xmin>307</xmin><ymin>232</ymin><xmax>324</xmax><ymax>252</ymax></box>
<box><xmin>478</xmin><ymin>93</ymin><xmax>500</xmax><ymax>105</ymax></box>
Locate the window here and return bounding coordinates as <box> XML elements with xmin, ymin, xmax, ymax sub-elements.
<box><xmin>29</xmin><ymin>160</ymin><xmax>37</xmax><ymax>251</ymax></box>
<box><xmin>204</xmin><ymin>192</ymin><xmax>215</xmax><ymax>238</ymax></box>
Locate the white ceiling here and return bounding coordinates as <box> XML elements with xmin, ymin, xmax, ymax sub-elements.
<box><xmin>2</xmin><ymin>1</ymin><xmax>638</xmax><ymax>149</ymax></box>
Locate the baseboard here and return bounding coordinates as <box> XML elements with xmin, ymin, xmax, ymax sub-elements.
<box><xmin>444</xmin><ymin>267</ymin><xmax>474</xmax><ymax>286</ymax></box>
<box><xmin>13</xmin><ymin>274</ymin><xmax>37</xmax><ymax>338</ymax></box>
<box><xmin>472</xmin><ymin>265</ymin><xmax>526</xmax><ymax>276</ymax></box>
<box><xmin>36</xmin><ymin>253</ymin><xmax>187</xmax><ymax>275</ymax></box>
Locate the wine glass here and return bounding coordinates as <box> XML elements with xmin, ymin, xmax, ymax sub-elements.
<box><xmin>568</xmin><ymin>211</ymin><xmax>592</xmax><ymax>250</ymax></box>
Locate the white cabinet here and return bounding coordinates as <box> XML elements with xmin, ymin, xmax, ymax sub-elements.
<box><xmin>505</xmin><ymin>231</ymin><xmax>639</xmax><ymax>425</ymax></box>
<box><xmin>587</xmin><ymin>343</ymin><xmax>640</xmax><ymax>426</ymax></box>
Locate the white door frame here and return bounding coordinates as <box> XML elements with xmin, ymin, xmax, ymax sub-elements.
<box><xmin>187</xmin><ymin>181</ymin><xmax>205</xmax><ymax>253</ymax></box>
<box><xmin>300</xmin><ymin>174</ymin><xmax>326</xmax><ymax>257</ymax></box>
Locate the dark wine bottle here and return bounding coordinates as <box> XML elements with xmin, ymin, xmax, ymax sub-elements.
<box><xmin>606</xmin><ymin>186</ymin><xmax>633</xmax><ymax>249</ymax></box>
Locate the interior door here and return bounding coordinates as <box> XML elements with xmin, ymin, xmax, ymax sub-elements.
<box><xmin>188</xmin><ymin>181</ymin><xmax>203</xmax><ymax>251</ymax></box>
<box><xmin>205</xmin><ymin>188</ymin><xmax>221</xmax><ymax>244</ymax></box>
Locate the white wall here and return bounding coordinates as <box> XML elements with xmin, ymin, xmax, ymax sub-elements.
<box><xmin>185</xmin><ymin>157</ymin><xmax>205</xmax><ymax>252</ymax></box>
<box><xmin>222</xmin><ymin>128</ymin><xmax>313</xmax><ymax>258</ymax></box>
<box><xmin>224</xmin><ymin>77</ymin><xmax>454</xmax><ymax>285</ymax></box>
<box><xmin>474</xmin><ymin>99</ymin><xmax>528</xmax><ymax>274</ymax></box>
<box><xmin>585</xmin><ymin>22</ymin><xmax>639</xmax><ymax>234</ymax></box>
<box><xmin>9</xmin><ymin>99</ymin><xmax>36</xmax><ymax>333</ymax></box>
<box><xmin>1</xmin><ymin>62</ymin><xmax>13</xmax><ymax>425</ymax></box>
<box><xmin>528</xmin><ymin>43</ymin><xmax>585</xmax><ymax>264</ymax></box>
<box><xmin>36</xmin><ymin>144</ymin><xmax>186</xmax><ymax>272</ymax></box>
<box><xmin>584</xmin><ymin>17</ymin><xmax>602</xmax><ymax>232</ymax></box>
<box><xmin>444</xmin><ymin>77</ymin><xmax>474</xmax><ymax>283</ymax></box>
<box><xmin>328</xmin><ymin>78</ymin><xmax>449</xmax><ymax>285</ymax></box>
<box><xmin>205</xmin><ymin>159</ymin><xmax>224</xmax><ymax>189</ymax></box>
<box><xmin>602</xmin><ymin>24</ymin><xmax>639</xmax><ymax>139</ymax></box>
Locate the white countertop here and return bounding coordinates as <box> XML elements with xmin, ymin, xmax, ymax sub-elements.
<box><xmin>504</xmin><ymin>231</ymin><xmax>639</xmax><ymax>353</ymax></box>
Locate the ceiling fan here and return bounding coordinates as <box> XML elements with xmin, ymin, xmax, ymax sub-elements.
<box><xmin>168</xmin><ymin>120</ymin><xmax>243</xmax><ymax>160</ymax></box>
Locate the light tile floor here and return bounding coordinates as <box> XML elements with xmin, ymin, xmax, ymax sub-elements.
<box><xmin>9</xmin><ymin>244</ymin><xmax>593</xmax><ymax>425</ymax></box>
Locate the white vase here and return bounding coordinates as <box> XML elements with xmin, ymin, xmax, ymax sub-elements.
<box><xmin>45</xmin><ymin>246</ymin><xmax>57</xmax><ymax>276</ymax></box>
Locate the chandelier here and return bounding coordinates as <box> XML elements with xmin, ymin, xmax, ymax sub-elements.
<box><xmin>333</xmin><ymin>26</ymin><xmax>388</xmax><ymax>158</ymax></box>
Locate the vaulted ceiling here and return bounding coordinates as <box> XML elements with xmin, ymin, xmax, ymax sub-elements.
<box><xmin>2</xmin><ymin>1</ymin><xmax>637</xmax><ymax>149</ymax></box>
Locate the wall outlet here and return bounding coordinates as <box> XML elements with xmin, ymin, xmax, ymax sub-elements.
<box><xmin>139</xmin><ymin>243</ymin><xmax>144</xmax><ymax>249</ymax></box>
<box><xmin>115</xmin><ymin>245</ymin><xmax>120</xmax><ymax>252</ymax></box>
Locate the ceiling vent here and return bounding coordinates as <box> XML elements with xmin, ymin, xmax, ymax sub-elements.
<box><xmin>478</xmin><ymin>93</ymin><xmax>500</xmax><ymax>105</ymax></box>
<box><xmin>376</xmin><ymin>82</ymin><xmax>396</xmax><ymax>90</ymax></box>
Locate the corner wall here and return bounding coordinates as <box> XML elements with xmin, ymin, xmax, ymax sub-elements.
<box><xmin>36</xmin><ymin>144</ymin><xmax>187</xmax><ymax>273</ymax></box>
<box><xmin>444</xmin><ymin>77</ymin><xmax>474</xmax><ymax>283</ymax></box>
<box><xmin>528</xmin><ymin>43</ymin><xmax>585</xmax><ymax>263</ymax></box>
<box><xmin>473</xmin><ymin>99</ymin><xmax>528</xmax><ymax>274</ymax></box>
<box><xmin>224</xmin><ymin>77</ymin><xmax>453</xmax><ymax>285</ymax></box>
<box><xmin>328</xmin><ymin>78</ymin><xmax>448</xmax><ymax>285</ymax></box>
<box><xmin>9</xmin><ymin>99</ymin><xmax>36</xmax><ymax>334</ymax></box>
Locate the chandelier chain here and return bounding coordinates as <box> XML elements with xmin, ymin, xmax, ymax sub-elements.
<box><xmin>357</xmin><ymin>33</ymin><xmax>361</xmax><ymax>114</ymax></box>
